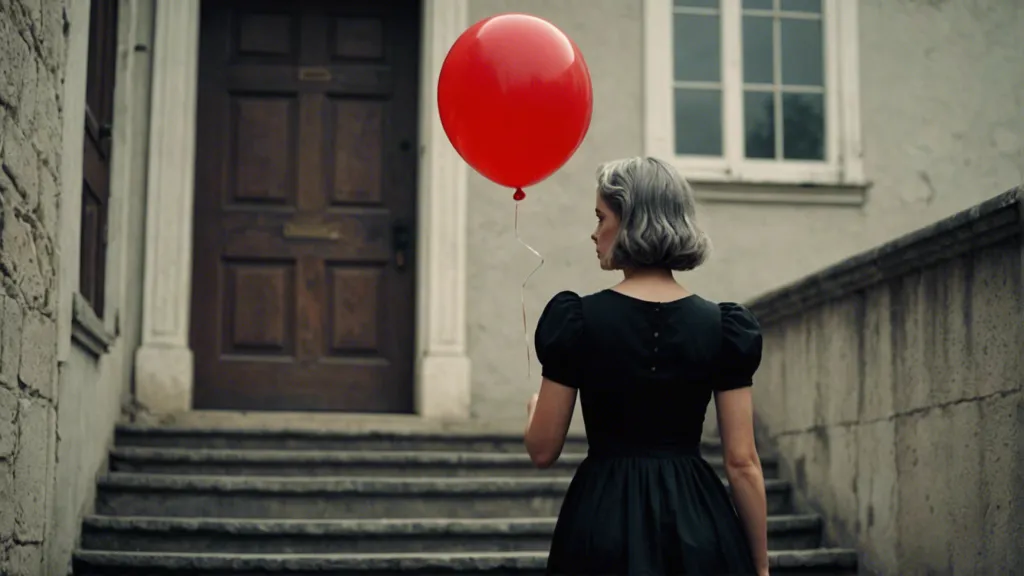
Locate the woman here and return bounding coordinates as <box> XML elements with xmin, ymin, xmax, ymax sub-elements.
<box><xmin>524</xmin><ymin>157</ymin><xmax>769</xmax><ymax>576</ymax></box>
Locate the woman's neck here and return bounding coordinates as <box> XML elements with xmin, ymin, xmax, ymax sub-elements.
<box><xmin>614</xmin><ymin>268</ymin><xmax>691</xmax><ymax>301</ymax></box>
<box><xmin>621</xmin><ymin>267</ymin><xmax>674</xmax><ymax>282</ymax></box>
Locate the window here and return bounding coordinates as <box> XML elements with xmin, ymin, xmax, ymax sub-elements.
<box><xmin>81</xmin><ymin>0</ymin><xmax>119</xmax><ymax>315</ymax></box>
<box><xmin>643</xmin><ymin>0</ymin><xmax>863</xmax><ymax>186</ymax></box>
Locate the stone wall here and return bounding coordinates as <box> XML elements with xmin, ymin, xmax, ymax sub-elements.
<box><xmin>0</xmin><ymin>0</ymin><xmax>67</xmax><ymax>574</ymax></box>
<box><xmin>747</xmin><ymin>188</ymin><xmax>1024</xmax><ymax>575</ymax></box>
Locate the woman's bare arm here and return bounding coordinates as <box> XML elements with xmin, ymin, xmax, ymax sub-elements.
<box><xmin>715</xmin><ymin>386</ymin><xmax>769</xmax><ymax>576</ymax></box>
<box><xmin>524</xmin><ymin>378</ymin><xmax>577</xmax><ymax>468</ymax></box>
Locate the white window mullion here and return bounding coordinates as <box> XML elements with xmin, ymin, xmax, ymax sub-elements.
<box><xmin>823</xmin><ymin>0</ymin><xmax>842</xmax><ymax>169</ymax></box>
<box><xmin>720</xmin><ymin>0</ymin><xmax>745</xmax><ymax>177</ymax></box>
<box><xmin>721</xmin><ymin>0</ymin><xmax>744</xmax><ymax>177</ymax></box>
<box><xmin>642</xmin><ymin>0</ymin><xmax>674</xmax><ymax>161</ymax></box>
<box><xmin>834</xmin><ymin>0</ymin><xmax>865</xmax><ymax>184</ymax></box>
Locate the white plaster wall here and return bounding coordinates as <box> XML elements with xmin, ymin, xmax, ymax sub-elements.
<box><xmin>466</xmin><ymin>0</ymin><xmax>1024</xmax><ymax>424</ymax></box>
<box><xmin>465</xmin><ymin>0</ymin><xmax>645</xmax><ymax>427</ymax></box>
<box><xmin>47</xmin><ymin>1</ymin><xmax>154</xmax><ymax>573</ymax></box>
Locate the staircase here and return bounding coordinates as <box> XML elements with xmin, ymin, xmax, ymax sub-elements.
<box><xmin>73</xmin><ymin>422</ymin><xmax>858</xmax><ymax>575</ymax></box>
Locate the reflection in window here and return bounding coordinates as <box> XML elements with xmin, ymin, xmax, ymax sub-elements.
<box><xmin>676</xmin><ymin>89</ymin><xmax>723</xmax><ymax>156</ymax></box>
<box><xmin>672</xmin><ymin>1</ymin><xmax>722</xmax><ymax>155</ymax></box>
<box><xmin>674</xmin><ymin>0</ymin><xmax>719</xmax><ymax>8</ymax></box>
<box><xmin>744</xmin><ymin>91</ymin><xmax>774</xmax><ymax>158</ymax></box>
<box><xmin>741</xmin><ymin>0</ymin><xmax>825</xmax><ymax>161</ymax></box>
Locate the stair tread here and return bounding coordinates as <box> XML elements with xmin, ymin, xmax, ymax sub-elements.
<box><xmin>115</xmin><ymin>424</ymin><xmax>726</xmax><ymax>452</ymax></box>
<box><xmin>110</xmin><ymin>446</ymin><xmax>763</xmax><ymax>465</ymax></box>
<box><xmin>116</xmin><ymin>423</ymin><xmax>593</xmax><ymax>443</ymax></box>
<box><xmin>82</xmin><ymin>513</ymin><xmax>821</xmax><ymax>533</ymax></box>
<box><xmin>97</xmin><ymin>472</ymin><xmax>791</xmax><ymax>493</ymax></box>
<box><xmin>111</xmin><ymin>447</ymin><xmax>587</xmax><ymax>464</ymax></box>
<box><xmin>73</xmin><ymin>548</ymin><xmax>858</xmax><ymax>569</ymax></box>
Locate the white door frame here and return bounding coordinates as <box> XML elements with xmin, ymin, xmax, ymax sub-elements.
<box><xmin>133</xmin><ymin>0</ymin><xmax>472</xmax><ymax>419</ymax></box>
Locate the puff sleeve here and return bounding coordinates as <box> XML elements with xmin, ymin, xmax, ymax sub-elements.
<box><xmin>534</xmin><ymin>291</ymin><xmax>585</xmax><ymax>388</ymax></box>
<box><xmin>715</xmin><ymin>302</ymin><xmax>763</xmax><ymax>391</ymax></box>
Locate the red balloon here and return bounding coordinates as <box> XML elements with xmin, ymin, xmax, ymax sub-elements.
<box><xmin>438</xmin><ymin>14</ymin><xmax>593</xmax><ymax>193</ymax></box>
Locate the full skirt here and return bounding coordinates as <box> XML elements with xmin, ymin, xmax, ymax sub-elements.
<box><xmin>546</xmin><ymin>453</ymin><xmax>757</xmax><ymax>575</ymax></box>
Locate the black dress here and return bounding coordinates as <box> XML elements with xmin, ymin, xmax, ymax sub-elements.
<box><xmin>535</xmin><ymin>289</ymin><xmax>762</xmax><ymax>576</ymax></box>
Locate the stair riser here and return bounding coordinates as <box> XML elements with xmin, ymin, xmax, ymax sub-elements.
<box><xmin>108</xmin><ymin>459</ymin><xmax>778</xmax><ymax>479</ymax></box>
<box><xmin>108</xmin><ymin>461</ymin><xmax>577</xmax><ymax>478</ymax></box>
<box><xmin>97</xmin><ymin>491</ymin><xmax>566</xmax><ymax>519</ymax></box>
<box><xmin>115</xmin><ymin>432</ymin><xmax>725</xmax><ymax>455</ymax></box>
<box><xmin>80</xmin><ymin>527</ymin><xmax>818</xmax><ymax>554</ymax></box>
<box><xmin>74</xmin><ymin>568</ymin><xmax>548</xmax><ymax>576</ymax></box>
<box><xmin>81</xmin><ymin>531</ymin><xmax>552</xmax><ymax>554</ymax></box>
<box><xmin>96</xmin><ymin>488</ymin><xmax>791</xmax><ymax>519</ymax></box>
<box><xmin>114</xmin><ymin>432</ymin><xmax>594</xmax><ymax>454</ymax></box>
<box><xmin>73</xmin><ymin>563</ymin><xmax>854</xmax><ymax>576</ymax></box>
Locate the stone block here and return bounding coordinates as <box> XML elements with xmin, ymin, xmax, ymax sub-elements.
<box><xmin>854</xmin><ymin>419</ymin><xmax>897</xmax><ymax>573</ymax></box>
<box><xmin>969</xmin><ymin>246</ymin><xmax>1023</xmax><ymax>398</ymax></box>
<box><xmin>0</xmin><ymin>116</ymin><xmax>39</xmax><ymax>206</ymax></box>
<box><xmin>819</xmin><ymin>299</ymin><xmax>861</xmax><ymax>425</ymax></box>
<box><xmin>820</xmin><ymin>425</ymin><xmax>858</xmax><ymax>541</ymax></box>
<box><xmin>895</xmin><ymin>399</ymin><xmax>985</xmax><ymax>575</ymax></box>
<box><xmin>752</xmin><ymin>326</ymin><xmax>785</xmax><ymax>432</ymax></box>
<box><xmin>0</xmin><ymin>458</ymin><xmax>13</xmax><ymax>539</ymax></box>
<box><xmin>31</xmin><ymin>56</ymin><xmax>61</xmax><ymax>171</ymax></box>
<box><xmin>780</xmin><ymin>319</ymin><xmax>817</xmax><ymax>433</ymax></box>
<box><xmin>0</xmin><ymin>13</ymin><xmax>32</xmax><ymax>109</ymax></box>
<box><xmin>13</xmin><ymin>397</ymin><xmax>48</xmax><ymax>543</ymax></box>
<box><xmin>16</xmin><ymin>0</ymin><xmax>42</xmax><ymax>32</ymax></box>
<box><xmin>0</xmin><ymin>294</ymin><xmax>23</xmax><ymax>387</ymax></box>
<box><xmin>36</xmin><ymin>0</ymin><xmax>65</xmax><ymax>75</ymax></box>
<box><xmin>6</xmin><ymin>543</ymin><xmax>43</xmax><ymax>576</ymax></box>
<box><xmin>860</xmin><ymin>285</ymin><xmax>894</xmax><ymax>421</ymax></box>
<box><xmin>15</xmin><ymin>57</ymin><xmax>38</xmax><ymax>135</ymax></box>
<box><xmin>37</xmin><ymin>160</ymin><xmax>58</xmax><ymax>233</ymax></box>
<box><xmin>975</xmin><ymin>390</ymin><xmax>1022</xmax><ymax>571</ymax></box>
<box><xmin>0</xmin><ymin>204</ymin><xmax>47</xmax><ymax>308</ymax></box>
<box><xmin>19</xmin><ymin>312</ymin><xmax>55</xmax><ymax>398</ymax></box>
<box><xmin>0</xmin><ymin>385</ymin><xmax>16</xmax><ymax>457</ymax></box>
<box><xmin>890</xmin><ymin>273</ymin><xmax>931</xmax><ymax>415</ymax></box>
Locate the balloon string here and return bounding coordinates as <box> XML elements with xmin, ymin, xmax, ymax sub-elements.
<box><xmin>515</xmin><ymin>199</ymin><xmax>545</xmax><ymax>381</ymax></box>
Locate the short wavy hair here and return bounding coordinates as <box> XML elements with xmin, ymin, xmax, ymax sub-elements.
<box><xmin>596</xmin><ymin>157</ymin><xmax>711</xmax><ymax>271</ymax></box>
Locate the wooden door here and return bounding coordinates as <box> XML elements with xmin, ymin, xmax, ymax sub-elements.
<box><xmin>190</xmin><ymin>0</ymin><xmax>420</xmax><ymax>412</ymax></box>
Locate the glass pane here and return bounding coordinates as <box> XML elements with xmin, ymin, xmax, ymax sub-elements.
<box><xmin>742</xmin><ymin>16</ymin><xmax>773</xmax><ymax>83</ymax></box>
<box><xmin>675</xmin><ymin>88</ymin><xmax>722</xmax><ymax>156</ymax></box>
<box><xmin>744</xmin><ymin>91</ymin><xmax>775</xmax><ymax>159</ymax></box>
<box><xmin>675</xmin><ymin>0</ymin><xmax>718</xmax><ymax>8</ymax></box>
<box><xmin>782</xmin><ymin>92</ymin><xmax>824</xmax><ymax>160</ymax></box>
<box><xmin>781</xmin><ymin>0</ymin><xmax>821</xmax><ymax>12</ymax></box>
<box><xmin>781</xmin><ymin>18</ymin><xmax>823</xmax><ymax>86</ymax></box>
<box><xmin>673</xmin><ymin>14</ymin><xmax>720</xmax><ymax>81</ymax></box>
<box><xmin>742</xmin><ymin>0</ymin><xmax>773</xmax><ymax>9</ymax></box>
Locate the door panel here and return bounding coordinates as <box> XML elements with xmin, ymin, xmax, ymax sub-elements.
<box><xmin>191</xmin><ymin>0</ymin><xmax>420</xmax><ymax>412</ymax></box>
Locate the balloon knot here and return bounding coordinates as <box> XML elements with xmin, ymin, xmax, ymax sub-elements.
<box><xmin>513</xmin><ymin>188</ymin><xmax>526</xmax><ymax>202</ymax></box>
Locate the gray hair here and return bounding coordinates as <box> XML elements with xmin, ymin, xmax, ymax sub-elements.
<box><xmin>596</xmin><ymin>157</ymin><xmax>711</xmax><ymax>271</ymax></box>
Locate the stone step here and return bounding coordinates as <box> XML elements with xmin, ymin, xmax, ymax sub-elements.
<box><xmin>95</xmin><ymin>474</ymin><xmax>793</xmax><ymax>519</ymax></box>
<box><xmin>108</xmin><ymin>447</ymin><xmax>779</xmax><ymax>479</ymax></box>
<box><xmin>81</xmin><ymin>514</ymin><xmax>822</xmax><ymax>554</ymax></box>
<box><xmin>114</xmin><ymin>424</ymin><xmax>603</xmax><ymax>453</ymax></box>
<box><xmin>72</xmin><ymin>549</ymin><xmax>859</xmax><ymax>575</ymax></box>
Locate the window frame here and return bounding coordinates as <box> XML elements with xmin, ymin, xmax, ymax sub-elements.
<box><xmin>643</xmin><ymin>0</ymin><xmax>864</xmax><ymax>186</ymax></box>
<box><xmin>80</xmin><ymin>0</ymin><xmax>120</xmax><ymax>316</ymax></box>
